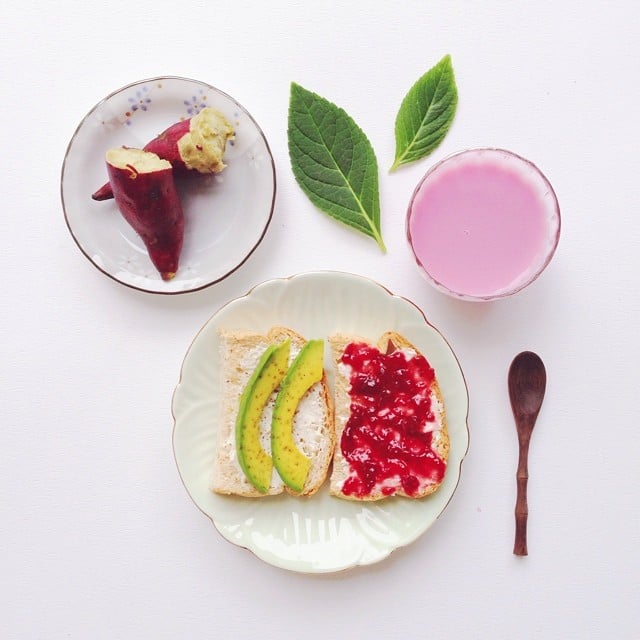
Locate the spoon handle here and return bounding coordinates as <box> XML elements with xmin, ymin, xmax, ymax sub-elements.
<box><xmin>514</xmin><ymin>430</ymin><xmax>531</xmax><ymax>556</ymax></box>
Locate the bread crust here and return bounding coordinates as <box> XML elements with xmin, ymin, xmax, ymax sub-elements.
<box><xmin>210</xmin><ymin>327</ymin><xmax>334</xmax><ymax>497</ymax></box>
<box><xmin>329</xmin><ymin>331</ymin><xmax>449</xmax><ymax>501</ymax></box>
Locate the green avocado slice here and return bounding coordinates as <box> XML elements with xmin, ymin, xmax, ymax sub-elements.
<box><xmin>271</xmin><ymin>339</ymin><xmax>324</xmax><ymax>493</ymax></box>
<box><xmin>236</xmin><ymin>340</ymin><xmax>291</xmax><ymax>493</ymax></box>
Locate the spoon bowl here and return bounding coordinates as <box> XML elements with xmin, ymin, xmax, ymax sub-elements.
<box><xmin>508</xmin><ymin>351</ymin><xmax>547</xmax><ymax>556</ymax></box>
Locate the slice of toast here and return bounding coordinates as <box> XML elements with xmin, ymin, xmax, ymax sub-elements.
<box><xmin>210</xmin><ymin>327</ymin><xmax>334</xmax><ymax>497</ymax></box>
<box><xmin>329</xmin><ymin>331</ymin><xmax>449</xmax><ymax>501</ymax></box>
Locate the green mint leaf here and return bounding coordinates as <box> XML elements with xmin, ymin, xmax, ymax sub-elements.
<box><xmin>390</xmin><ymin>54</ymin><xmax>458</xmax><ymax>172</ymax></box>
<box><xmin>288</xmin><ymin>82</ymin><xmax>385</xmax><ymax>252</ymax></box>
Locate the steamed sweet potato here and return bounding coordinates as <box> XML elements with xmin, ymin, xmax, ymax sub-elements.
<box><xmin>93</xmin><ymin>107</ymin><xmax>235</xmax><ymax>201</ymax></box>
<box><xmin>106</xmin><ymin>148</ymin><xmax>184</xmax><ymax>281</ymax></box>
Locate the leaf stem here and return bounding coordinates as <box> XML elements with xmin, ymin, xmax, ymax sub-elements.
<box><xmin>372</xmin><ymin>227</ymin><xmax>386</xmax><ymax>253</ymax></box>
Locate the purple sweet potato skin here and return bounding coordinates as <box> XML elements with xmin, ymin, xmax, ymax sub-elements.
<box><xmin>93</xmin><ymin>119</ymin><xmax>192</xmax><ymax>201</ymax></box>
<box><xmin>91</xmin><ymin>180</ymin><xmax>117</xmax><ymax>201</ymax></box>
<box><xmin>107</xmin><ymin>161</ymin><xmax>184</xmax><ymax>280</ymax></box>
<box><xmin>143</xmin><ymin>119</ymin><xmax>191</xmax><ymax>171</ymax></box>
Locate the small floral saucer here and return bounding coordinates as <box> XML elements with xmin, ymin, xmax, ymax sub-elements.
<box><xmin>61</xmin><ymin>76</ymin><xmax>276</xmax><ymax>294</ymax></box>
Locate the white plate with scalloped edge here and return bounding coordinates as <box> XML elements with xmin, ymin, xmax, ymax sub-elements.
<box><xmin>61</xmin><ymin>76</ymin><xmax>275</xmax><ymax>294</ymax></box>
<box><xmin>172</xmin><ymin>271</ymin><xmax>469</xmax><ymax>572</ymax></box>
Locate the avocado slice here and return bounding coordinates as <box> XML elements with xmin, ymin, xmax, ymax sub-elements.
<box><xmin>236</xmin><ymin>340</ymin><xmax>291</xmax><ymax>493</ymax></box>
<box><xmin>271</xmin><ymin>339</ymin><xmax>324</xmax><ymax>493</ymax></box>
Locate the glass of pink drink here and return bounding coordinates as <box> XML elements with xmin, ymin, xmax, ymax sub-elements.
<box><xmin>407</xmin><ymin>148</ymin><xmax>560</xmax><ymax>301</ymax></box>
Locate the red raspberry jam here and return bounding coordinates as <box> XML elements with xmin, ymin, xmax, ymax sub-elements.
<box><xmin>340</xmin><ymin>341</ymin><xmax>446</xmax><ymax>498</ymax></box>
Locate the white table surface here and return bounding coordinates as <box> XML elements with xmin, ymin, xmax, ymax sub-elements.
<box><xmin>3</xmin><ymin>1</ymin><xmax>639</xmax><ymax>638</ymax></box>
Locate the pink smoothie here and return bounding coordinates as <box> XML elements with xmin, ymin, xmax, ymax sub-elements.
<box><xmin>407</xmin><ymin>149</ymin><xmax>560</xmax><ymax>300</ymax></box>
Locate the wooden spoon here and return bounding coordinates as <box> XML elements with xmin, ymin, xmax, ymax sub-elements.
<box><xmin>508</xmin><ymin>351</ymin><xmax>547</xmax><ymax>556</ymax></box>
